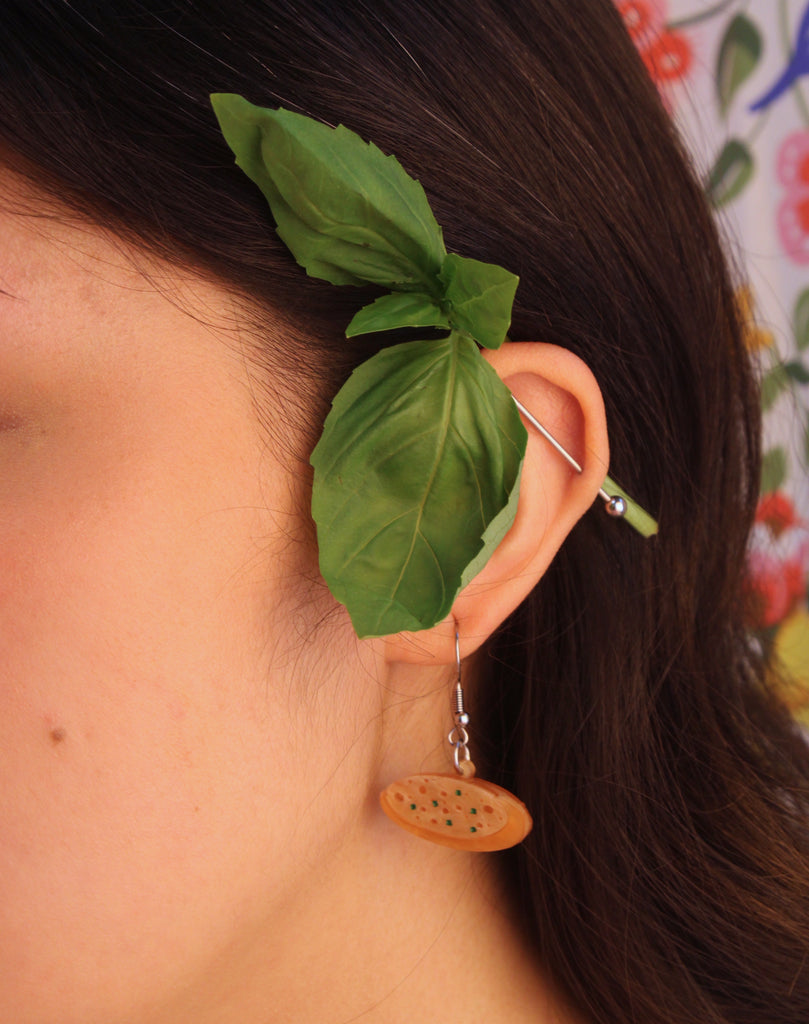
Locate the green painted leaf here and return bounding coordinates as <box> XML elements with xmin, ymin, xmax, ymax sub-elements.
<box><xmin>794</xmin><ymin>288</ymin><xmax>809</xmax><ymax>351</ymax></box>
<box><xmin>761</xmin><ymin>363</ymin><xmax>790</xmax><ymax>411</ymax></box>
<box><xmin>439</xmin><ymin>254</ymin><xmax>519</xmax><ymax>350</ymax></box>
<box><xmin>346</xmin><ymin>292</ymin><xmax>450</xmax><ymax>337</ymax></box>
<box><xmin>706</xmin><ymin>139</ymin><xmax>754</xmax><ymax>208</ymax></box>
<box><xmin>761</xmin><ymin>447</ymin><xmax>787</xmax><ymax>495</ymax></box>
<box><xmin>310</xmin><ymin>332</ymin><xmax>527</xmax><ymax>637</ymax></box>
<box><xmin>716</xmin><ymin>15</ymin><xmax>763</xmax><ymax>115</ymax></box>
<box><xmin>211</xmin><ymin>93</ymin><xmax>446</xmax><ymax>290</ymax></box>
<box><xmin>785</xmin><ymin>360</ymin><xmax>809</xmax><ymax>384</ymax></box>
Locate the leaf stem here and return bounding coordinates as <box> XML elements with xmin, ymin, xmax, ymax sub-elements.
<box><xmin>744</xmin><ymin>105</ymin><xmax>771</xmax><ymax>147</ymax></box>
<box><xmin>780</xmin><ymin>0</ymin><xmax>809</xmax><ymax>125</ymax></box>
<box><xmin>668</xmin><ymin>0</ymin><xmax>740</xmax><ymax>31</ymax></box>
<box><xmin>603</xmin><ymin>475</ymin><xmax>659</xmax><ymax>537</ymax></box>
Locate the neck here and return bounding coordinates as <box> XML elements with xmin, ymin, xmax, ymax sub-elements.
<box><xmin>155</xmin><ymin>795</ymin><xmax>580</xmax><ymax>1024</ymax></box>
<box><xmin>144</xmin><ymin>654</ymin><xmax>583</xmax><ymax>1024</ymax></box>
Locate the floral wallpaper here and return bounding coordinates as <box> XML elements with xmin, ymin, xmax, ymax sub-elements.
<box><xmin>617</xmin><ymin>0</ymin><xmax>809</xmax><ymax>721</ymax></box>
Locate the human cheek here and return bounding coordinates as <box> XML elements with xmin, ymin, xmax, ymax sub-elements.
<box><xmin>0</xmin><ymin>382</ymin><xmax>298</xmax><ymax>1020</ymax></box>
<box><xmin>0</xmin><ymin>430</ymin><xmax>192</xmax><ymax>819</ymax></box>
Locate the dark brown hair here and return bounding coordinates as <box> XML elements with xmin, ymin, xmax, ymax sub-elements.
<box><xmin>2</xmin><ymin>2</ymin><xmax>808</xmax><ymax>1021</ymax></box>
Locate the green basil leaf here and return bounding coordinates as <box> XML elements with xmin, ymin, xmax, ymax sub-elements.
<box><xmin>439</xmin><ymin>253</ymin><xmax>519</xmax><ymax>350</ymax></box>
<box><xmin>706</xmin><ymin>139</ymin><xmax>754</xmax><ymax>208</ymax></box>
<box><xmin>211</xmin><ymin>93</ymin><xmax>446</xmax><ymax>290</ymax></box>
<box><xmin>716</xmin><ymin>15</ymin><xmax>763</xmax><ymax>116</ymax></box>
<box><xmin>346</xmin><ymin>292</ymin><xmax>450</xmax><ymax>337</ymax></box>
<box><xmin>459</xmin><ymin>460</ymin><xmax>523</xmax><ymax>587</ymax></box>
<box><xmin>310</xmin><ymin>332</ymin><xmax>527</xmax><ymax>637</ymax></box>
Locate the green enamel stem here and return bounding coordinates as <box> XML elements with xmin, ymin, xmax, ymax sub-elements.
<box><xmin>603</xmin><ymin>475</ymin><xmax>658</xmax><ymax>537</ymax></box>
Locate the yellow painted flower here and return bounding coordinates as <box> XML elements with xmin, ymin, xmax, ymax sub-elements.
<box><xmin>736</xmin><ymin>285</ymin><xmax>775</xmax><ymax>351</ymax></box>
<box><xmin>771</xmin><ymin>607</ymin><xmax>809</xmax><ymax>724</ymax></box>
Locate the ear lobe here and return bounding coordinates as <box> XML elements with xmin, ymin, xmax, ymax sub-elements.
<box><xmin>384</xmin><ymin>341</ymin><xmax>609</xmax><ymax>665</ymax></box>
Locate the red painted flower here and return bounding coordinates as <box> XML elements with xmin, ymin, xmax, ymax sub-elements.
<box><xmin>776</xmin><ymin>131</ymin><xmax>809</xmax><ymax>265</ymax></box>
<box><xmin>616</xmin><ymin>0</ymin><xmax>693</xmax><ymax>88</ymax></box>
<box><xmin>617</xmin><ymin>0</ymin><xmax>663</xmax><ymax>43</ymax></box>
<box><xmin>757</xmin><ymin>492</ymin><xmax>800</xmax><ymax>535</ymax></box>
<box><xmin>747</xmin><ymin>492</ymin><xmax>809</xmax><ymax>628</ymax></box>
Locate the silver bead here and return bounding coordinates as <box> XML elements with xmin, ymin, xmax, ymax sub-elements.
<box><xmin>606</xmin><ymin>495</ymin><xmax>627</xmax><ymax>518</ymax></box>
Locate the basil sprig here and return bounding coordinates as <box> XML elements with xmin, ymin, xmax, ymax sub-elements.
<box><xmin>212</xmin><ymin>93</ymin><xmax>527</xmax><ymax>637</ymax></box>
<box><xmin>212</xmin><ymin>95</ymin><xmax>661</xmax><ymax>633</ymax></box>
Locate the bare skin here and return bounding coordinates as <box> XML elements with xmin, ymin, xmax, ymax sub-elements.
<box><xmin>0</xmin><ymin>170</ymin><xmax>596</xmax><ymax>1024</ymax></box>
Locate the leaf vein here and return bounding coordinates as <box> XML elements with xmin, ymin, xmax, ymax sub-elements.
<box><xmin>386</xmin><ymin>336</ymin><xmax>459</xmax><ymax>606</ymax></box>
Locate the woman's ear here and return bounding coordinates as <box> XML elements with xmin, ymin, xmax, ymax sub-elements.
<box><xmin>384</xmin><ymin>341</ymin><xmax>609</xmax><ymax>665</ymax></box>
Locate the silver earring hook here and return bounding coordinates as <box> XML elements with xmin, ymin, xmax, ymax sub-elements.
<box><xmin>448</xmin><ymin>626</ymin><xmax>475</xmax><ymax>777</ymax></box>
<box><xmin>512</xmin><ymin>397</ymin><xmax>628</xmax><ymax>519</ymax></box>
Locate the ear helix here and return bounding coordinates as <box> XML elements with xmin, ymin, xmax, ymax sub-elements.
<box><xmin>512</xmin><ymin>398</ymin><xmax>654</xmax><ymax>534</ymax></box>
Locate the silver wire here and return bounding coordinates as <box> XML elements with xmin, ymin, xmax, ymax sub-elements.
<box><xmin>512</xmin><ymin>396</ymin><xmax>612</xmax><ymax>504</ymax></box>
<box><xmin>449</xmin><ymin>627</ymin><xmax>471</xmax><ymax>773</ymax></box>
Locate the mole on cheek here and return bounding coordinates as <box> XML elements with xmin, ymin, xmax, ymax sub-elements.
<box><xmin>49</xmin><ymin>727</ymin><xmax>66</xmax><ymax>745</ymax></box>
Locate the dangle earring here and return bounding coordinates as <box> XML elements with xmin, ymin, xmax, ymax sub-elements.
<box><xmin>380</xmin><ymin>629</ymin><xmax>533</xmax><ymax>851</ymax></box>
